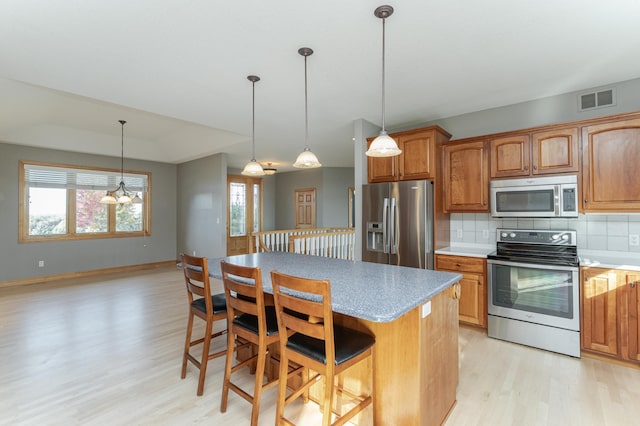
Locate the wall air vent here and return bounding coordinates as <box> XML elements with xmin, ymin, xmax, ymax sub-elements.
<box><xmin>578</xmin><ymin>87</ymin><xmax>616</xmax><ymax>111</ymax></box>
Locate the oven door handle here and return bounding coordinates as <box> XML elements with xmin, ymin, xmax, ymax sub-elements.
<box><xmin>486</xmin><ymin>259</ymin><xmax>578</xmax><ymax>272</ymax></box>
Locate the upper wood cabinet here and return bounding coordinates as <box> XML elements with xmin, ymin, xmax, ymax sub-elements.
<box><xmin>490</xmin><ymin>134</ymin><xmax>530</xmax><ymax>178</ymax></box>
<box><xmin>581</xmin><ymin>116</ymin><xmax>640</xmax><ymax>211</ymax></box>
<box><xmin>531</xmin><ymin>127</ymin><xmax>580</xmax><ymax>175</ymax></box>
<box><xmin>367</xmin><ymin>126</ymin><xmax>451</xmax><ymax>183</ymax></box>
<box><xmin>490</xmin><ymin>127</ymin><xmax>579</xmax><ymax>179</ymax></box>
<box><xmin>443</xmin><ymin>139</ymin><xmax>489</xmax><ymax>212</ymax></box>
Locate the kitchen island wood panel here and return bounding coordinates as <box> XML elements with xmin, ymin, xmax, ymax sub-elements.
<box><xmin>332</xmin><ymin>285</ymin><xmax>459</xmax><ymax>425</ymax></box>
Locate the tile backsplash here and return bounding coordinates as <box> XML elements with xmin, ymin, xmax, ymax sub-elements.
<box><xmin>449</xmin><ymin>213</ymin><xmax>640</xmax><ymax>253</ymax></box>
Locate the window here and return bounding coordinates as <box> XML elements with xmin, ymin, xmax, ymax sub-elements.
<box><xmin>19</xmin><ymin>161</ymin><xmax>151</xmax><ymax>242</ymax></box>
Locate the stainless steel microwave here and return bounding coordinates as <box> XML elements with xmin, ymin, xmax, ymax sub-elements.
<box><xmin>490</xmin><ymin>175</ymin><xmax>579</xmax><ymax>217</ymax></box>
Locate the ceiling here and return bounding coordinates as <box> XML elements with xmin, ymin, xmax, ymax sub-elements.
<box><xmin>2</xmin><ymin>1</ymin><xmax>640</xmax><ymax>172</ymax></box>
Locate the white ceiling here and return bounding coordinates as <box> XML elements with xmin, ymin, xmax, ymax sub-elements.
<box><xmin>2</xmin><ymin>0</ymin><xmax>640</xmax><ymax>172</ymax></box>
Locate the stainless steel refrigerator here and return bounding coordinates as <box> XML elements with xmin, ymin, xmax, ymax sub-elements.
<box><xmin>362</xmin><ymin>180</ymin><xmax>434</xmax><ymax>269</ymax></box>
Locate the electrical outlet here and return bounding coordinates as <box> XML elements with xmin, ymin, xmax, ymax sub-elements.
<box><xmin>192</xmin><ymin>250</ymin><xmax>196</xmax><ymax>256</ymax></box>
<box><xmin>38</xmin><ymin>260</ymin><xmax>44</xmax><ymax>267</ymax></box>
<box><xmin>630</xmin><ymin>234</ymin><xmax>640</xmax><ymax>246</ymax></box>
<box><xmin>456</xmin><ymin>229</ymin><xmax>463</xmax><ymax>239</ymax></box>
<box><xmin>421</xmin><ymin>301</ymin><xmax>431</xmax><ymax>318</ymax></box>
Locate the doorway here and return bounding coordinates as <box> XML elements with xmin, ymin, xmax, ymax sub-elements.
<box><xmin>227</xmin><ymin>175</ymin><xmax>262</xmax><ymax>256</ymax></box>
<box><xmin>294</xmin><ymin>188</ymin><xmax>316</xmax><ymax>229</ymax></box>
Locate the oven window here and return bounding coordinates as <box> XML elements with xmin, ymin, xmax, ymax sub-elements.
<box><xmin>492</xmin><ymin>264</ymin><xmax>573</xmax><ymax>318</ymax></box>
<box><xmin>496</xmin><ymin>189</ymin><xmax>554</xmax><ymax>213</ymax></box>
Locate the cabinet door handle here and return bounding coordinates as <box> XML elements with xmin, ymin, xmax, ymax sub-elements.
<box><xmin>632</xmin><ymin>282</ymin><xmax>637</xmax><ymax>288</ymax></box>
<box><xmin>524</xmin><ymin>165</ymin><xmax>529</xmax><ymax>171</ymax></box>
<box><xmin>533</xmin><ymin>165</ymin><xmax>537</xmax><ymax>170</ymax></box>
<box><xmin>584</xmin><ymin>199</ymin><xmax>589</xmax><ymax>203</ymax></box>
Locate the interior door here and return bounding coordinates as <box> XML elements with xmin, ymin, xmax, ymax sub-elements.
<box><xmin>227</xmin><ymin>175</ymin><xmax>262</xmax><ymax>256</ymax></box>
<box><xmin>294</xmin><ymin>188</ymin><xmax>316</xmax><ymax>229</ymax></box>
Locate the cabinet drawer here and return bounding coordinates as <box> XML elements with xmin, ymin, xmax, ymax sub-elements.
<box><xmin>435</xmin><ymin>255</ymin><xmax>485</xmax><ymax>274</ymax></box>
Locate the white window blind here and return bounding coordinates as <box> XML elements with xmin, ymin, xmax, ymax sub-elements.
<box><xmin>23</xmin><ymin>163</ymin><xmax>148</xmax><ymax>191</ymax></box>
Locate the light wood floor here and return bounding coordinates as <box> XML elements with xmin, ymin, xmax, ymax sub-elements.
<box><xmin>1</xmin><ymin>266</ymin><xmax>639</xmax><ymax>425</ymax></box>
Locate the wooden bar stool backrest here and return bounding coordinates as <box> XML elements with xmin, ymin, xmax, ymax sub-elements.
<box><xmin>270</xmin><ymin>270</ymin><xmax>375</xmax><ymax>426</ymax></box>
<box><xmin>179</xmin><ymin>253</ymin><xmax>227</xmax><ymax>396</ymax></box>
<box><xmin>220</xmin><ymin>260</ymin><xmax>281</xmax><ymax>426</ymax></box>
<box><xmin>220</xmin><ymin>261</ymin><xmax>270</xmax><ymax>342</ymax></box>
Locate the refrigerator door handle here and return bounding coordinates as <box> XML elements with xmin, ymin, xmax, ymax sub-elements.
<box><xmin>390</xmin><ymin>197</ymin><xmax>398</xmax><ymax>254</ymax></box>
<box><xmin>383</xmin><ymin>197</ymin><xmax>389</xmax><ymax>254</ymax></box>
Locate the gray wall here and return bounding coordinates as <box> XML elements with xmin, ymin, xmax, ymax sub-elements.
<box><xmin>261</xmin><ymin>174</ymin><xmax>277</xmax><ymax>231</ymax></box>
<box><xmin>177</xmin><ymin>153</ymin><xmax>227</xmax><ymax>259</ymax></box>
<box><xmin>0</xmin><ymin>142</ymin><xmax>177</xmax><ymax>282</ymax></box>
<box><xmin>274</xmin><ymin>168</ymin><xmax>354</xmax><ymax>230</ymax></box>
<box><xmin>322</xmin><ymin>168</ymin><xmax>355</xmax><ymax>228</ymax></box>
<box><xmin>392</xmin><ymin>77</ymin><xmax>640</xmax><ymax>140</ymax></box>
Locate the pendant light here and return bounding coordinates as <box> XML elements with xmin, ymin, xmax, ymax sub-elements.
<box><xmin>262</xmin><ymin>162</ymin><xmax>277</xmax><ymax>175</ymax></box>
<box><xmin>366</xmin><ymin>5</ymin><xmax>402</xmax><ymax>157</ymax></box>
<box><xmin>100</xmin><ymin>120</ymin><xmax>142</xmax><ymax>204</ymax></box>
<box><xmin>293</xmin><ymin>47</ymin><xmax>322</xmax><ymax>168</ymax></box>
<box><xmin>242</xmin><ymin>75</ymin><xmax>265</xmax><ymax>176</ymax></box>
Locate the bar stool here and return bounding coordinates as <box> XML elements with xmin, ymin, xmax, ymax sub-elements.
<box><xmin>179</xmin><ymin>253</ymin><xmax>227</xmax><ymax>396</ymax></box>
<box><xmin>219</xmin><ymin>261</ymin><xmax>282</xmax><ymax>426</ymax></box>
<box><xmin>270</xmin><ymin>270</ymin><xmax>375</xmax><ymax>426</ymax></box>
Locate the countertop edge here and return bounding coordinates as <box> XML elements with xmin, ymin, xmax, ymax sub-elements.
<box><xmin>435</xmin><ymin>246</ymin><xmax>494</xmax><ymax>258</ymax></box>
<box><xmin>579</xmin><ymin>249</ymin><xmax>640</xmax><ymax>271</ymax></box>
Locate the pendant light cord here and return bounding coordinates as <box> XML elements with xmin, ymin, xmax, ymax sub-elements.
<box><xmin>120</xmin><ymin>120</ymin><xmax>126</xmax><ymax>182</ymax></box>
<box><xmin>381</xmin><ymin>15</ymin><xmax>386</xmax><ymax>133</ymax></box>
<box><xmin>252</xmin><ymin>79</ymin><xmax>256</xmax><ymax>160</ymax></box>
<box><xmin>304</xmin><ymin>54</ymin><xmax>309</xmax><ymax>148</ymax></box>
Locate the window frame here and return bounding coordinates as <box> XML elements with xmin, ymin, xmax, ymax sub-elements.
<box><xmin>19</xmin><ymin>160</ymin><xmax>152</xmax><ymax>243</ymax></box>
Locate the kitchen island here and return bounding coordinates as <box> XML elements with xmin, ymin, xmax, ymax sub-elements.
<box><xmin>210</xmin><ymin>252</ymin><xmax>462</xmax><ymax>425</ymax></box>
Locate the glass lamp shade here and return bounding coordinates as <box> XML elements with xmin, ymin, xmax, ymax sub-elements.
<box><xmin>241</xmin><ymin>160</ymin><xmax>265</xmax><ymax>176</ymax></box>
<box><xmin>293</xmin><ymin>147</ymin><xmax>322</xmax><ymax>168</ymax></box>
<box><xmin>117</xmin><ymin>194</ymin><xmax>132</xmax><ymax>204</ymax></box>
<box><xmin>131</xmin><ymin>194</ymin><xmax>143</xmax><ymax>204</ymax></box>
<box><xmin>366</xmin><ymin>131</ymin><xmax>402</xmax><ymax>157</ymax></box>
<box><xmin>100</xmin><ymin>193</ymin><xmax>117</xmax><ymax>204</ymax></box>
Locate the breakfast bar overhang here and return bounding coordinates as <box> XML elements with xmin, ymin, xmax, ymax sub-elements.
<box><xmin>209</xmin><ymin>252</ymin><xmax>462</xmax><ymax>425</ymax></box>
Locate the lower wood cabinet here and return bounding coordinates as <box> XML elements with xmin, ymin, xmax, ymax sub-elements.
<box><xmin>620</xmin><ymin>270</ymin><xmax>640</xmax><ymax>362</ymax></box>
<box><xmin>581</xmin><ymin>267</ymin><xmax>640</xmax><ymax>364</ymax></box>
<box><xmin>436</xmin><ymin>254</ymin><xmax>487</xmax><ymax>327</ymax></box>
<box><xmin>581</xmin><ymin>268</ymin><xmax>618</xmax><ymax>355</ymax></box>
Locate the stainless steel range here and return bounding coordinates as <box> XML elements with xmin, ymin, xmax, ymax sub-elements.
<box><xmin>487</xmin><ymin>229</ymin><xmax>580</xmax><ymax>357</ymax></box>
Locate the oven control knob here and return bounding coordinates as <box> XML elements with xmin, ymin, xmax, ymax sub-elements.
<box><xmin>561</xmin><ymin>234</ymin><xmax>569</xmax><ymax>240</ymax></box>
<box><xmin>509</xmin><ymin>233</ymin><xmax>516</xmax><ymax>238</ymax></box>
<box><xmin>551</xmin><ymin>234</ymin><xmax>560</xmax><ymax>240</ymax></box>
<box><xmin>501</xmin><ymin>232</ymin><xmax>508</xmax><ymax>238</ymax></box>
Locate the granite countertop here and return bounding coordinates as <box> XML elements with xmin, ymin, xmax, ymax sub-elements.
<box><xmin>435</xmin><ymin>244</ymin><xmax>495</xmax><ymax>258</ymax></box>
<box><xmin>208</xmin><ymin>252</ymin><xmax>462</xmax><ymax>323</ymax></box>
<box><xmin>579</xmin><ymin>249</ymin><xmax>640</xmax><ymax>271</ymax></box>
